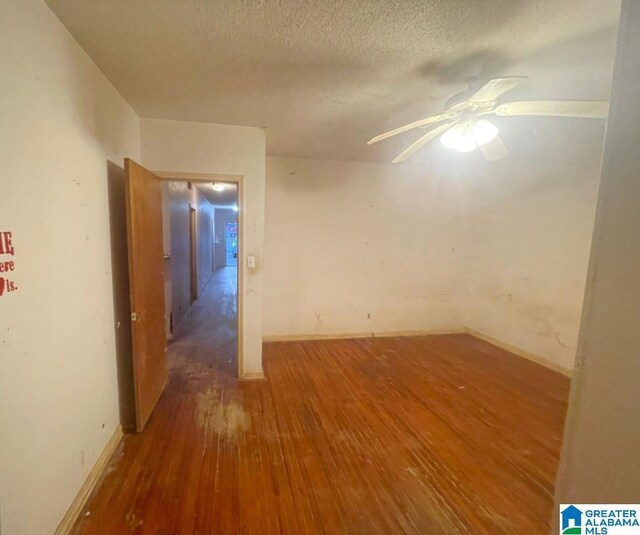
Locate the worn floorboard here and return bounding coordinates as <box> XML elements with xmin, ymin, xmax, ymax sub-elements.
<box><xmin>72</xmin><ymin>267</ymin><xmax>570</xmax><ymax>534</ymax></box>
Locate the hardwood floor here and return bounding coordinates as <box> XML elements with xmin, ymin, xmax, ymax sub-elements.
<box><xmin>72</xmin><ymin>269</ymin><xmax>570</xmax><ymax>534</ymax></box>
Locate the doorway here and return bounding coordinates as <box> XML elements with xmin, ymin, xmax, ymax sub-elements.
<box><xmin>123</xmin><ymin>160</ymin><xmax>244</xmax><ymax>432</ymax></box>
<box><xmin>162</xmin><ymin>178</ymin><xmax>241</xmax><ymax>379</ymax></box>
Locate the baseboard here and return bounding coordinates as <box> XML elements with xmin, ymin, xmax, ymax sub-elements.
<box><xmin>55</xmin><ymin>426</ymin><xmax>124</xmax><ymax>534</ymax></box>
<box><xmin>465</xmin><ymin>328</ymin><xmax>573</xmax><ymax>377</ymax></box>
<box><xmin>262</xmin><ymin>328</ymin><xmax>463</xmax><ymax>343</ymax></box>
<box><xmin>240</xmin><ymin>371</ymin><xmax>266</xmax><ymax>381</ymax></box>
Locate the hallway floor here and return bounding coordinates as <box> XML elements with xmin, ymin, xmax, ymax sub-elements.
<box><xmin>72</xmin><ymin>276</ymin><xmax>570</xmax><ymax>533</ymax></box>
<box><xmin>172</xmin><ymin>266</ymin><xmax>239</xmax><ymax>378</ymax></box>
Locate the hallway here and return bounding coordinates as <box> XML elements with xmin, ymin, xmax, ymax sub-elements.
<box><xmin>172</xmin><ymin>266</ymin><xmax>238</xmax><ymax>379</ymax></box>
<box><xmin>72</xmin><ymin>283</ymin><xmax>569</xmax><ymax>535</ymax></box>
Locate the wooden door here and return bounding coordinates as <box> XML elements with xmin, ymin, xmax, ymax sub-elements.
<box><xmin>125</xmin><ymin>158</ymin><xmax>167</xmax><ymax>432</ymax></box>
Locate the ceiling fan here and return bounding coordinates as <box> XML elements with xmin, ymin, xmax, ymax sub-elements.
<box><xmin>367</xmin><ymin>76</ymin><xmax>609</xmax><ymax>163</ymax></box>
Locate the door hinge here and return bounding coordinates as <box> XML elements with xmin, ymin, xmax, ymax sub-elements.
<box><xmin>131</xmin><ymin>312</ymin><xmax>141</xmax><ymax>322</ymax></box>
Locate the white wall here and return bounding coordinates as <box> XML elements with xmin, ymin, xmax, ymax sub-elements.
<box><xmin>263</xmin><ymin>157</ymin><xmax>465</xmax><ymax>338</ymax></box>
<box><xmin>140</xmin><ymin>118</ymin><xmax>266</xmax><ymax>377</ymax></box>
<box><xmin>458</xmin><ymin>137</ymin><xmax>603</xmax><ymax>373</ymax></box>
<box><xmin>0</xmin><ymin>0</ymin><xmax>140</xmax><ymax>533</ymax></box>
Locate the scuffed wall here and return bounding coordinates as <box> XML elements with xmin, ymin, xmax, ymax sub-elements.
<box><xmin>0</xmin><ymin>0</ymin><xmax>140</xmax><ymax>533</ymax></box>
<box><xmin>263</xmin><ymin>156</ymin><xmax>465</xmax><ymax>338</ymax></box>
<box><xmin>263</xmin><ymin>136</ymin><xmax>605</xmax><ymax>372</ymax></box>
<box><xmin>459</xmin><ymin>136</ymin><xmax>604</xmax><ymax>373</ymax></box>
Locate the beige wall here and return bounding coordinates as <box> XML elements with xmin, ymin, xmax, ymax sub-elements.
<box><xmin>459</xmin><ymin>138</ymin><xmax>603</xmax><ymax>373</ymax></box>
<box><xmin>0</xmin><ymin>0</ymin><xmax>140</xmax><ymax>533</ymax></box>
<box><xmin>555</xmin><ymin>0</ymin><xmax>640</xmax><ymax>508</ymax></box>
<box><xmin>263</xmin><ymin>156</ymin><xmax>465</xmax><ymax>338</ymax></box>
<box><xmin>140</xmin><ymin>118</ymin><xmax>266</xmax><ymax>377</ymax></box>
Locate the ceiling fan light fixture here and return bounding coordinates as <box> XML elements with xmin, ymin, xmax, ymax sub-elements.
<box><xmin>453</xmin><ymin>132</ymin><xmax>478</xmax><ymax>153</ymax></box>
<box><xmin>472</xmin><ymin>119</ymin><xmax>499</xmax><ymax>147</ymax></box>
<box><xmin>443</xmin><ymin>122</ymin><xmax>478</xmax><ymax>152</ymax></box>
<box><xmin>440</xmin><ymin>119</ymin><xmax>499</xmax><ymax>153</ymax></box>
<box><xmin>440</xmin><ymin>124</ymin><xmax>465</xmax><ymax>149</ymax></box>
<box><xmin>370</xmin><ymin>76</ymin><xmax>607</xmax><ymax>163</ymax></box>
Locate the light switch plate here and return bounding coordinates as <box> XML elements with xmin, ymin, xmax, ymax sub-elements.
<box><xmin>247</xmin><ymin>255</ymin><xmax>256</xmax><ymax>269</ymax></box>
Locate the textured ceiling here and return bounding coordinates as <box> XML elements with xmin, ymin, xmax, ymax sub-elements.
<box><xmin>45</xmin><ymin>0</ymin><xmax>620</xmax><ymax>163</ymax></box>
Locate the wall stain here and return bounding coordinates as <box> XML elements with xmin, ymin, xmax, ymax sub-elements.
<box><xmin>552</xmin><ymin>330</ymin><xmax>573</xmax><ymax>349</ymax></box>
<box><xmin>514</xmin><ymin>310</ymin><xmax>553</xmax><ymax>337</ymax></box>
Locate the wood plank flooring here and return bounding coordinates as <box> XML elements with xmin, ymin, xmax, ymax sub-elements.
<box><xmin>72</xmin><ymin>269</ymin><xmax>570</xmax><ymax>534</ymax></box>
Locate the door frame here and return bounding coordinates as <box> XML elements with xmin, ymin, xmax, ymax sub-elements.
<box><xmin>156</xmin><ymin>171</ymin><xmax>245</xmax><ymax>380</ymax></box>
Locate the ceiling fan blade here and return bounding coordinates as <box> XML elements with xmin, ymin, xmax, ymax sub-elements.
<box><xmin>479</xmin><ymin>133</ymin><xmax>509</xmax><ymax>161</ymax></box>
<box><xmin>467</xmin><ymin>76</ymin><xmax>528</xmax><ymax>104</ymax></box>
<box><xmin>493</xmin><ymin>100</ymin><xmax>609</xmax><ymax>118</ymax></box>
<box><xmin>367</xmin><ymin>112</ymin><xmax>457</xmax><ymax>145</ymax></box>
<box><xmin>392</xmin><ymin>122</ymin><xmax>457</xmax><ymax>163</ymax></box>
